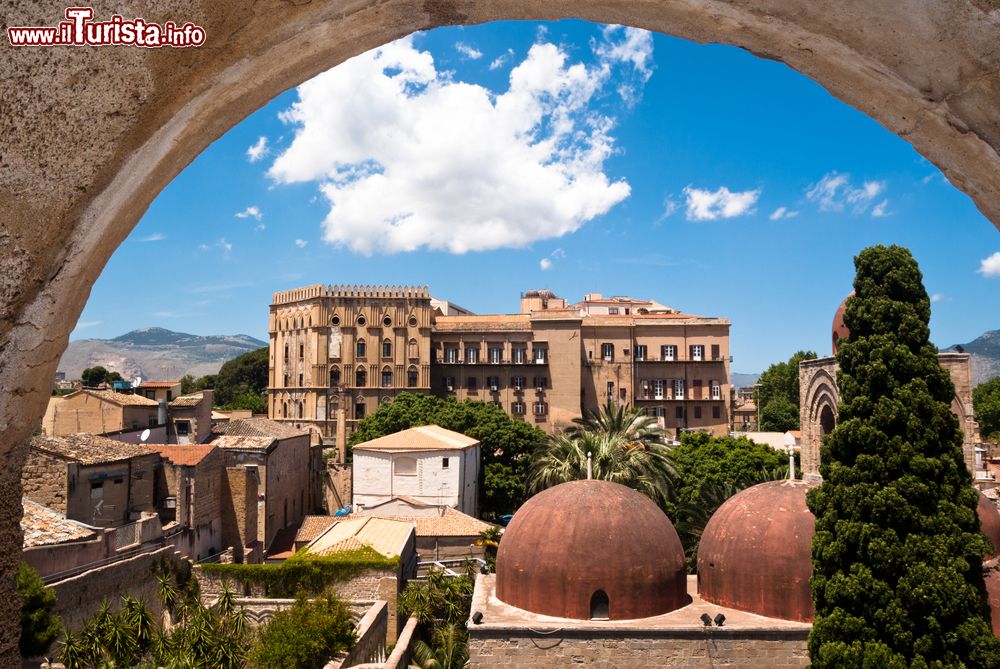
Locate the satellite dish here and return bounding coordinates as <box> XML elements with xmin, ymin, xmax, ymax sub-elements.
<box><xmin>140</xmin><ymin>429</ymin><xmax>151</xmax><ymax>443</ymax></box>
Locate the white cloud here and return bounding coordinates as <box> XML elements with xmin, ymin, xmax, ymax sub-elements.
<box><xmin>137</xmin><ymin>232</ymin><xmax>166</xmax><ymax>242</ymax></box>
<box><xmin>235</xmin><ymin>205</ymin><xmax>262</xmax><ymax>221</ymax></box>
<box><xmin>455</xmin><ymin>42</ymin><xmax>482</xmax><ymax>60</ymax></box>
<box><xmin>539</xmin><ymin>258</ymin><xmax>553</xmax><ymax>270</ymax></box>
<box><xmin>269</xmin><ymin>33</ymin><xmax>648</xmax><ymax>255</ymax></box>
<box><xmin>294</xmin><ymin>239</ymin><xmax>308</xmax><ymax>248</ymax></box>
<box><xmin>246</xmin><ymin>136</ymin><xmax>269</xmax><ymax>163</ymax></box>
<box><xmin>682</xmin><ymin>186</ymin><xmax>760</xmax><ymax>221</ymax></box>
<box><xmin>490</xmin><ymin>48</ymin><xmax>515</xmax><ymax>70</ymax></box>
<box><xmin>806</xmin><ymin>171</ymin><xmax>888</xmax><ymax>216</ymax></box>
<box><xmin>769</xmin><ymin>207</ymin><xmax>799</xmax><ymax>221</ymax></box>
<box><xmin>979</xmin><ymin>251</ymin><xmax>1000</xmax><ymax>278</ymax></box>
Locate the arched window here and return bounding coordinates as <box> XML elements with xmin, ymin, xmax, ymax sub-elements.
<box><xmin>381</xmin><ymin>366</ymin><xmax>393</xmax><ymax>387</ymax></box>
<box><xmin>820</xmin><ymin>404</ymin><xmax>836</xmax><ymax>436</ymax></box>
<box><xmin>394</xmin><ymin>456</ymin><xmax>417</xmax><ymax>476</ymax></box>
<box><xmin>330</xmin><ymin>367</ymin><xmax>340</xmax><ymax>386</ymax></box>
<box><xmin>356</xmin><ymin>338</ymin><xmax>366</xmax><ymax>358</ymax></box>
<box><xmin>355</xmin><ymin>368</ymin><xmax>367</xmax><ymax>387</ymax></box>
<box><xmin>408</xmin><ymin>338</ymin><xmax>419</xmax><ymax>360</ymax></box>
<box><xmin>407</xmin><ymin>366</ymin><xmax>418</xmax><ymax>388</ymax></box>
<box><xmin>382</xmin><ymin>338</ymin><xmax>392</xmax><ymax>358</ymax></box>
<box><xmin>590</xmin><ymin>590</ymin><xmax>610</xmax><ymax>620</ymax></box>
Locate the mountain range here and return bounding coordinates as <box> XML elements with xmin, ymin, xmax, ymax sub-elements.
<box><xmin>946</xmin><ymin>329</ymin><xmax>1000</xmax><ymax>386</ymax></box>
<box><xmin>59</xmin><ymin>327</ymin><xmax>266</xmax><ymax>382</ymax></box>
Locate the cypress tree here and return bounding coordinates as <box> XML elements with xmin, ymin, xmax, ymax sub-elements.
<box><xmin>807</xmin><ymin>245</ymin><xmax>1000</xmax><ymax>668</ymax></box>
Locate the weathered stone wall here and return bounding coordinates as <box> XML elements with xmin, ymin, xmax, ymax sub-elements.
<box><xmin>468</xmin><ymin>632</ymin><xmax>809</xmax><ymax>668</ymax></box>
<box><xmin>22</xmin><ymin>450</ymin><xmax>69</xmax><ymax>513</ymax></box>
<box><xmin>221</xmin><ymin>465</ymin><xmax>259</xmax><ymax>562</ymax></box>
<box><xmin>48</xmin><ymin>545</ymin><xmax>185</xmax><ymax>632</ymax></box>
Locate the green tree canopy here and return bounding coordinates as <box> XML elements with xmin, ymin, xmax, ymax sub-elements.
<box><xmin>973</xmin><ymin>376</ymin><xmax>1000</xmax><ymax>440</ymax></box>
<box><xmin>349</xmin><ymin>392</ymin><xmax>546</xmax><ymax>517</ymax></box>
<box><xmin>528</xmin><ymin>402</ymin><xmax>675</xmax><ymax>506</ymax></box>
<box><xmin>807</xmin><ymin>245</ymin><xmax>1000</xmax><ymax>667</ymax></box>
<box><xmin>755</xmin><ymin>350</ymin><xmax>817</xmax><ymax>431</ymax></box>
<box><xmin>18</xmin><ymin>563</ymin><xmax>61</xmax><ymax>658</ymax></box>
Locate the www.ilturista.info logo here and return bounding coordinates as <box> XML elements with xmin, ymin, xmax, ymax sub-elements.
<box><xmin>7</xmin><ymin>7</ymin><xmax>206</xmax><ymax>47</ymax></box>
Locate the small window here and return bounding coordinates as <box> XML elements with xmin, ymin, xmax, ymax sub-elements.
<box><xmin>394</xmin><ymin>457</ymin><xmax>417</xmax><ymax>476</ymax></box>
<box><xmin>590</xmin><ymin>590</ymin><xmax>610</xmax><ymax>620</ymax></box>
<box><xmin>442</xmin><ymin>457</ymin><xmax>450</xmax><ymax>469</ymax></box>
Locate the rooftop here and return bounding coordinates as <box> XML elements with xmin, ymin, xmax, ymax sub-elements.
<box><xmin>353</xmin><ymin>425</ymin><xmax>480</xmax><ymax>452</ymax></box>
<box><xmin>70</xmin><ymin>388</ymin><xmax>159</xmax><ymax>407</ymax></box>
<box><xmin>305</xmin><ymin>516</ymin><xmax>414</xmax><ymax>559</ymax></box>
<box><xmin>145</xmin><ymin>444</ymin><xmax>216</xmax><ymax>466</ymax></box>
<box><xmin>211</xmin><ymin>435</ymin><xmax>276</xmax><ymax>452</ymax></box>
<box><xmin>138</xmin><ymin>381</ymin><xmax>180</xmax><ymax>389</ymax></box>
<box><xmin>216</xmin><ymin>417</ymin><xmax>308</xmax><ymax>440</ymax></box>
<box><xmin>22</xmin><ymin>498</ymin><xmax>98</xmax><ymax>548</ymax></box>
<box><xmin>169</xmin><ymin>392</ymin><xmax>206</xmax><ymax>408</ymax></box>
<box><xmin>31</xmin><ymin>433</ymin><xmax>157</xmax><ymax>465</ymax></box>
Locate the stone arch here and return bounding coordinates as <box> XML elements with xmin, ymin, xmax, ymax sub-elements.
<box><xmin>5</xmin><ymin>1</ymin><xmax>1000</xmax><ymax>658</ymax></box>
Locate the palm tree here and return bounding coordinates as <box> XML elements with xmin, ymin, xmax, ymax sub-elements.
<box><xmin>528</xmin><ymin>403</ymin><xmax>675</xmax><ymax>505</ymax></box>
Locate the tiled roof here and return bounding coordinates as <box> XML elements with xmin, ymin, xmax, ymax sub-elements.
<box><xmin>145</xmin><ymin>444</ymin><xmax>216</xmax><ymax>466</ymax></box>
<box><xmin>169</xmin><ymin>392</ymin><xmax>205</xmax><ymax>408</ymax></box>
<box><xmin>353</xmin><ymin>425</ymin><xmax>479</xmax><ymax>452</ymax></box>
<box><xmin>138</xmin><ymin>381</ymin><xmax>180</xmax><ymax>389</ymax></box>
<box><xmin>72</xmin><ymin>389</ymin><xmax>159</xmax><ymax>407</ymax></box>
<box><xmin>211</xmin><ymin>435</ymin><xmax>276</xmax><ymax>452</ymax></box>
<box><xmin>359</xmin><ymin>506</ymin><xmax>493</xmax><ymax>538</ymax></box>
<box><xmin>22</xmin><ymin>498</ymin><xmax>98</xmax><ymax>547</ymax></box>
<box><xmin>31</xmin><ymin>433</ymin><xmax>157</xmax><ymax>465</ymax></box>
<box><xmin>296</xmin><ymin>515</ymin><xmax>338</xmax><ymax>545</ymax></box>
<box><xmin>306</xmin><ymin>516</ymin><xmax>413</xmax><ymax>559</ymax></box>
<box><xmin>216</xmin><ymin>417</ymin><xmax>308</xmax><ymax>439</ymax></box>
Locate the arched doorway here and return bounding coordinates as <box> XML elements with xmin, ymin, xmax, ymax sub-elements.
<box><xmin>3</xmin><ymin>1</ymin><xmax>1000</xmax><ymax>659</ymax></box>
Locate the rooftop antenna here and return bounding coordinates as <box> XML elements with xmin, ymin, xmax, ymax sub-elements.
<box><xmin>586</xmin><ymin>452</ymin><xmax>593</xmax><ymax>480</ymax></box>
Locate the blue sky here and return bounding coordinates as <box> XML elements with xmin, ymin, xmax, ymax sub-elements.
<box><xmin>73</xmin><ymin>20</ymin><xmax>1000</xmax><ymax>374</ymax></box>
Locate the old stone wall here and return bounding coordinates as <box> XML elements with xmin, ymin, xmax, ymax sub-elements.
<box><xmin>221</xmin><ymin>466</ymin><xmax>259</xmax><ymax>562</ymax></box>
<box><xmin>468</xmin><ymin>631</ymin><xmax>809</xmax><ymax>668</ymax></box>
<box><xmin>22</xmin><ymin>450</ymin><xmax>68</xmax><ymax>513</ymax></box>
<box><xmin>48</xmin><ymin>545</ymin><xmax>185</xmax><ymax>632</ymax></box>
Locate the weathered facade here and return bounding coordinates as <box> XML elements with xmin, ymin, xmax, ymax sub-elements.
<box><xmin>41</xmin><ymin>389</ymin><xmax>160</xmax><ymax>437</ymax></box>
<box><xmin>24</xmin><ymin>434</ymin><xmax>159</xmax><ymax>528</ymax></box>
<box><xmin>270</xmin><ymin>286</ymin><xmax>731</xmax><ymax>444</ymax></box>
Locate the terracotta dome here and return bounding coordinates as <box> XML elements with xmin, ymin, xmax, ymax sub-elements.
<box><xmin>832</xmin><ymin>292</ymin><xmax>854</xmax><ymax>355</ymax></box>
<box><xmin>979</xmin><ymin>493</ymin><xmax>1000</xmax><ymax>560</ymax></box>
<box><xmin>496</xmin><ymin>480</ymin><xmax>687</xmax><ymax>620</ymax></box>
<box><xmin>698</xmin><ymin>479</ymin><xmax>819</xmax><ymax>622</ymax></box>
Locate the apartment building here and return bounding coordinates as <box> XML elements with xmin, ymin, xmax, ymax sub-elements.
<box><xmin>269</xmin><ymin>285</ymin><xmax>731</xmax><ymax>448</ymax></box>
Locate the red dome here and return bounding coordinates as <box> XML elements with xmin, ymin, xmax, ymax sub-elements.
<box><xmin>832</xmin><ymin>292</ymin><xmax>853</xmax><ymax>355</ymax></box>
<box><xmin>496</xmin><ymin>480</ymin><xmax>687</xmax><ymax>620</ymax></box>
<box><xmin>698</xmin><ymin>479</ymin><xmax>819</xmax><ymax>622</ymax></box>
<box><xmin>979</xmin><ymin>493</ymin><xmax>1000</xmax><ymax>560</ymax></box>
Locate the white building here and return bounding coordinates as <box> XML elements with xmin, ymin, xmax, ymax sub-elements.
<box><xmin>352</xmin><ymin>425</ymin><xmax>480</xmax><ymax>517</ymax></box>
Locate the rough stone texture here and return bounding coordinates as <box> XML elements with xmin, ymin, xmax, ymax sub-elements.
<box><xmin>800</xmin><ymin>353</ymin><xmax>980</xmax><ymax>475</ymax></box>
<box><xmin>3</xmin><ymin>1</ymin><xmax>1000</xmax><ymax>661</ymax></box>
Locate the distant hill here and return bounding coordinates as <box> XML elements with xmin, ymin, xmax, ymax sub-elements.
<box><xmin>945</xmin><ymin>329</ymin><xmax>1000</xmax><ymax>386</ymax></box>
<box><xmin>731</xmin><ymin>372</ymin><xmax>760</xmax><ymax>389</ymax></box>
<box><xmin>59</xmin><ymin>327</ymin><xmax>266</xmax><ymax>382</ymax></box>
